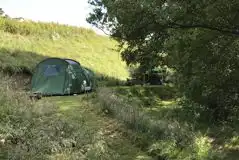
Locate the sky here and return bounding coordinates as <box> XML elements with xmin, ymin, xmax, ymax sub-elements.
<box><xmin>0</xmin><ymin>0</ymin><xmax>104</xmax><ymax>34</ymax></box>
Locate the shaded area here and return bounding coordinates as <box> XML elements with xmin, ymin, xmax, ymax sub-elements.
<box><xmin>0</xmin><ymin>48</ymin><xmax>49</xmax><ymax>91</ymax></box>
<box><xmin>0</xmin><ymin>47</ymin><xmax>127</xmax><ymax>91</ymax></box>
<box><xmin>114</xmin><ymin>85</ymin><xmax>178</xmax><ymax>107</ymax></box>
<box><xmin>95</xmin><ymin>73</ymin><xmax>126</xmax><ymax>87</ymax></box>
<box><xmin>146</xmin><ymin>103</ymin><xmax>239</xmax><ymax>160</ymax></box>
<box><xmin>0</xmin><ymin>47</ymin><xmax>47</xmax><ymax>75</ymax></box>
<box><xmin>95</xmin><ymin>87</ymin><xmax>239</xmax><ymax>160</ymax></box>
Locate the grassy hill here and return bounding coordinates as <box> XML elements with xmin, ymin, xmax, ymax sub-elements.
<box><xmin>0</xmin><ymin>17</ymin><xmax>129</xmax><ymax>80</ymax></box>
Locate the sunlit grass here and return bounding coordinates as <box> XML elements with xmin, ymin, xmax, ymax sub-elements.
<box><xmin>0</xmin><ymin>22</ymin><xmax>129</xmax><ymax>80</ymax></box>
<box><xmin>224</xmin><ymin>136</ymin><xmax>239</xmax><ymax>150</ymax></box>
<box><xmin>46</xmin><ymin>95</ymin><xmax>153</xmax><ymax>160</ymax></box>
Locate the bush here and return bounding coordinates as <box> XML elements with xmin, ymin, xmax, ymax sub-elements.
<box><xmin>128</xmin><ymin>65</ymin><xmax>175</xmax><ymax>85</ymax></box>
<box><xmin>167</xmin><ymin>30</ymin><xmax>239</xmax><ymax>121</ymax></box>
<box><xmin>115</xmin><ymin>85</ymin><xmax>178</xmax><ymax>100</ymax></box>
<box><xmin>96</xmin><ymin>75</ymin><xmax>125</xmax><ymax>87</ymax></box>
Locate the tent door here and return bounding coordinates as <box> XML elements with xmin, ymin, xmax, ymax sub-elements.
<box><xmin>38</xmin><ymin>64</ymin><xmax>65</xmax><ymax>94</ymax></box>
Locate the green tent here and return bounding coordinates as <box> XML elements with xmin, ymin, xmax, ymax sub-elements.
<box><xmin>31</xmin><ymin>58</ymin><xmax>96</xmax><ymax>96</ymax></box>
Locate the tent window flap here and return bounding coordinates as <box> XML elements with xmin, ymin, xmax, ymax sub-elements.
<box><xmin>44</xmin><ymin>65</ymin><xmax>61</xmax><ymax>76</ymax></box>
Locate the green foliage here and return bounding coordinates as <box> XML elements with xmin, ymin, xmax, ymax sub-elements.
<box><xmin>88</xmin><ymin>0</ymin><xmax>239</xmax><ymax>120</ymax></box>
<box><xmin>127</xmin><ymin>65</ymin><xmax>175</xmax><ymax>85</ymax></box>
<box><xmin>0</xmin><ymin>8</ymin><xmax>4</xmax><ymax>16</ymax></box>
<box><xmin>115</xmin><ymin>85</ymin><xmax>177</xmax><ymax>102</ymax></box>
<box><xmin>96</xmin><ymin>75</ymin><xmax>125</xmax><ymax>87</ymax></box>
<box><xmin>95</xmin><ymin>87</ymin><xmax>225</xmax><ymax>160</ymax></box>
<box><xmin>167</xmin><ymin>29</ymin><xmax>239</xmax><ymax>121</ymax></box>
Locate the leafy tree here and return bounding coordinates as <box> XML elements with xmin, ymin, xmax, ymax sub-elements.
<box><xmin>0</xmin><ymin>8</ymin><xmax>4</xmax><ymax>16</ymax></box>
<box><xmin>87</xmin><ymin>0</ymin><xmax>239</xmax><ymax>120</ymax></box>
<box><xmin>0</xmin><ymin>8</ymin><xmax>10</xmax><ymax>18</ymax></box>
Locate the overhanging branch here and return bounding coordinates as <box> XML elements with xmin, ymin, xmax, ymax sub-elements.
<box><xmin>170</xmin><ymin>23</ymin><xmax>239</xmax><ymax>36</ymax></box>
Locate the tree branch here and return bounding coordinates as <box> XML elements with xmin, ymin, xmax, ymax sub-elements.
<box><xmin>96</xmin><ymin>25</ymin><xmax>111</xmax><ymax>36</ymax></box>
<box><xmin>94</xmin><ymin>24</ymin><xmax>131</xmax><ymax>41</ymax></box>
<box><xmin>170</xmin><ymin>23</ymin><xmax>239</xmax><ymax>36</ymax></box>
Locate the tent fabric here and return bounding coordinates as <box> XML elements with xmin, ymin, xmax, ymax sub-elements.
<box><xmin>44</xmin><ymin>65</ymin><xmax>61</xmax><ymax>76</ymax></box>
<box><xmin>31</xmin><ymin>58</ymin><xmax>96</xmax><ymax>96</ymax></box>
<box><xmin>64</xmin><ymin>59</ymin><xmax>79</xmax><ymax>65</ymax></box>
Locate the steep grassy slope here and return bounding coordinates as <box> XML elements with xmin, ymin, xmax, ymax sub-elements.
<box><xmin>0</xmin><ymin>18</ymin><xmax>129</xmax><ymax>80</ymax></box>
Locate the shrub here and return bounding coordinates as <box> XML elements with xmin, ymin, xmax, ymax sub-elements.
<box><xmin>115</xmin><ymin>85</ymin><xmax>178</xmax><ymax>100</ymax></box>
<box><xmin>167</xmin><ymin>31</ymin><xmax>239</xmax><ymax>121</ymax></box>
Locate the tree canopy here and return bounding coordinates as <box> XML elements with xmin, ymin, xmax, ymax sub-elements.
<box><xmin>0</xmin><ymin>8</ymin><xmax>4</xmax><ymax>16</ymax></box>
<box><xmin>87</xmin><ymin>0</ymin><xmax>239</xmax><ymax>120</ymax></box>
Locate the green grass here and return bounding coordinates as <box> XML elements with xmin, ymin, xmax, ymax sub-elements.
<box><xmin>0</xmin><ymin>73</ymin><xmax>152</xmax><ymax>159</ymax></box>
<box><xmin>0</xmin><ymin>18</ymin><xmax>129</xmax><ymax>80</ymax></box>
<box><xmin>95</xmin><ymin>86</ymin><xmax>239</xmax><ymax>160</ymax></box>
<box><xmin>49</xmin><ymin>95</ymin><xmax>153</xmax><ymax>160</ymax></box>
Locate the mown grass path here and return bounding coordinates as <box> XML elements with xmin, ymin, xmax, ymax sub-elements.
<box><xmin>42</xmin><ymin>95</ymin><xmax>153</xmax><ymax>160</ymax></box>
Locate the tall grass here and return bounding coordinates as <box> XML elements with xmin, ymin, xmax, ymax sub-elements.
<box><xmin>95</xmin><ymin>87</ymin><xmax>224</xmax><ymax>160</ymax></box>
<box><xmin>0</xmin><ymin>17</ymin><xmax>94</xmax><ymax>37</ymax></box>
<box><xmin>0</xmin><ymin>74</ymin><xmax>125</xmax><ymax>159</ymax></box>
<box><xmin>0</xmin><ymin>74</ymin><xmax>79</xmax><ymax>159</ymax></box>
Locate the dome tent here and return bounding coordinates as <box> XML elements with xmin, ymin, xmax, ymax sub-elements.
<box><xmin>31</xmin><ymin>58</ymin><xmax>96</xmax><ymax>96</ymax></box>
